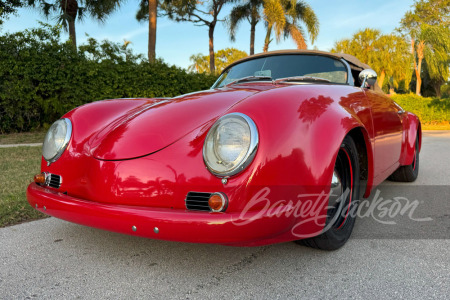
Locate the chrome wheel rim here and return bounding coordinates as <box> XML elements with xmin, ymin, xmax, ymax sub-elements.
<box><xmin>328</xmin><ymin>147</ymin><xmax>353</xmax><ymax>229</ymax></box>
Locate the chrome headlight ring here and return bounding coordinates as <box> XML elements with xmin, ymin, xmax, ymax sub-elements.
<box><xmin>42</xmin><ymin>118</ymin><xmax>72</xmax><ymax>165</ymax></box>
<box><xmin>203</xmin><ymin>113</ymin><xmax>259</xmax><ymax>177</ymax></box>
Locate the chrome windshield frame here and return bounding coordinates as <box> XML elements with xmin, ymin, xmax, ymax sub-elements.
<box><xmin>211</xmin><ymin>55</ymin><xmax>355</xmax><ymax>89</ymax></box>
<box><xmin>339</xmin><ymin>58</ymin><xmax>355</xmax><ymax>86</ymax></box>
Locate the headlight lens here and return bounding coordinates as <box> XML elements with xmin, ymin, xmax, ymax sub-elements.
<box><xmin>203</xmin><ymin>113</ymin><xmax>258</xmax><ymax>177</ymax></box>
<box><xmin>42</xmin><ymin>118</ymin><xmax>72</xmax><ymax>164</ymax></box>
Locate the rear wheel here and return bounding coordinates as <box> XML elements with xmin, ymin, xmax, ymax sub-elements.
<box><xmin>388</xmin><ymin>136</ymin><xmax>419</xmax><ymax>182</ymax></box>
<box><xmin>296</xmin><ymin>135</ymin><xmax>360</xmax><ymax>250</ymax></box>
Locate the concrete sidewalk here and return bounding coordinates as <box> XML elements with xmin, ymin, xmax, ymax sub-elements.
<box><xmin>0</xmin><ymin>143</ymin><xmax>42</xmax><ymax>148</ymax></box>
<box><xmin>0</xmin><ymin>127</ymin><xmax>449</xmax><ymax>299</ymax></box>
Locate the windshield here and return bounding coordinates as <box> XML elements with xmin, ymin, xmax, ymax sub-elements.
<box><xmin>212</xmin><ymin>54</ymin><xmax>349</xmax><ymax>88</ymax></box>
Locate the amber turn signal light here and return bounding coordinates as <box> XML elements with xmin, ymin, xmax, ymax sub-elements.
<box><xmin>208</xmin><ymin>193</ymin><xmax>228</xmax><ymax>212</ymax></box>
<box><xmin>34</xmin><ymin>173</ymin><xmax>46</xmax><ymax>184</ymax></box>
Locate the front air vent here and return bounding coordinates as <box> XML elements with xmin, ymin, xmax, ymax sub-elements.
<box><xmin>48</xmin><ymin>174</ymin><xmax>62</xmax><ymax>189</ymax></box>
<box><xmin>185</xmin><ymin>192</ymin><xmax>212</xmax><ymax>211</ymax></box>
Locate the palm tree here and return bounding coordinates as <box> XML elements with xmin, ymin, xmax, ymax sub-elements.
<box><xmin>188</xmin><ymin>48</ymin><xmax>247</xmax><ymax>73</ymax></box>
<box><xmin>27</xmin><ymin>0</ymin><xmax>125</xmax><ymax>47</ymax></box>
<box><xmin>332</xmin><ymin>29</ymin><xmax>412</xmax><ymax>91</ymax></box>
<box><xmin>188</xmin><ymin>53</ymin><xmax>209</xmax><ymax>73</ymax></box>
<box><xmin>400</xmin><ymin>0</ymin><xmax>450</xmax><ymax>95</ymax></box>
<box><xmin>262</xmin><ymin>0</ymin><xmax>319</xmax><ymax>52</ymax></box>
<box><xmin>136</xmin><ymin>0</ymin><xmax>157</xmax><ymax>62</ymax></box>
<box><xmin>228</xmin><ymin>0</ymin><xmax>262</xmax><ymax>55</ymax></box>
<box><xmin>161</xmin><ymin>0</ymin><xmax>234</xmax><ymax>74</ymax></box>
<box><xmin>411</xmin><ymin>24</ymin><xmax>450</xmax><ymax>96</ymax></box>
<box><xmin>0</xmin><ymin>0</ymin><xmax>24</xmax><ymax>25</ymax></box>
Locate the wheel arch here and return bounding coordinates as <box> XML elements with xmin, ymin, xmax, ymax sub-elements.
<box><xmin>399</xmin><ymin>112</ymin><xmax>422</xmax><ymax>166</ymax></box>
<box><xmin>417</xmin><ymin>121</ymin><xmax>422</xmax><ymax>152</ymax></box>
<box><xmin>345</xmin><ymin>127</ymin><xmax>374</xmax><ymax>198</ymax></box>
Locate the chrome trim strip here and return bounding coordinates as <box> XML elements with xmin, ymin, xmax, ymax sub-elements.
<box><xmin>43</xmin><ymin>172</ymin><xmax>50</xmax><ymax>186</ymax></box>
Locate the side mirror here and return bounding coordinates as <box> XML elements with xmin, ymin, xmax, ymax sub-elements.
<box><xmin>359</xmin><ymin>69</ymin><xmax>377</xmax><ymax>88</ymax></box>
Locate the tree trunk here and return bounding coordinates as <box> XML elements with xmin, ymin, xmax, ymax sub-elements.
<box><xmin>209</xmin><ymin>22</ymin><xmax>216</xmax><ymax>74</ymax></box>
<box><xmin>415</xmin><ymin>53</ymin><xmax>423</xmax><ymax>96</ymax></box>
<box><xmin>415</xmin><ymin>71</ymin><xmax>422</xmax><ymax>96</ymax></box>
<box><xmin>433</xmin><ymin>81</ymin><xmax>442</xmax><ymax>98</ymax></box>
<box><xmin>250</xmin><ymin>5</ymin><xmax>257</xmax><ymax>56</ymax></box>
<box><xmin>263</xmin><ymin>24</ymin><xmax>272</xmax><ymax>52</ymax></box>
<box><xmin>60</xmin><ymin>0</ymin><xmax>78</xmax><ymax>48</ymax></box>
<box><xmin>148</xmin><ymin>0</ymin><xmax>157</xmax><ymax>62</ymax></box>
<box><xmin>412</xmin><ymin>39</ymin><xmax>425</xmax><ymax>96</ymax></box>
<box><xmin>435</xmin><ymin>86</ymin><xmax>442</xmax><ymax>98</ymax></box>
<box><xmin>377</xmin><ymin>70</ymin><xmax>386</xmax><ymax>90</ymax></box>
<box><xmin>68</xmin><ymin>19</ymin><xmax>76</xmax><ymax>48</ymax></box>
<box><xmin>250</xmin><ymin>21</ymin><xmax>256</xmax><ymax>55</ymax></box>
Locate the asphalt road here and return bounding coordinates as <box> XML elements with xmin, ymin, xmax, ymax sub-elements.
<box><xmin>1</xmin><ymin>131</ymin><xmax>449</xmax><ymax>299</ymax></box>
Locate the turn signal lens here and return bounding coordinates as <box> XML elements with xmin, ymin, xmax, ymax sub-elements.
<box><xmin>208</xmin><ymin>193</ymin><xmax>228</xmax><ymax>212</ymax></box>
<box><xmin>34</xmin><ymin>173</ymin><xmax>46</xmax><ymax>184</ymax></box>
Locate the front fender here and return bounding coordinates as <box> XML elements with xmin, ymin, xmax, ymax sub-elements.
<box><xmin>223</xmin><ymin>85</ymin><xmax>371</xmax><ymax>235</ymax></box>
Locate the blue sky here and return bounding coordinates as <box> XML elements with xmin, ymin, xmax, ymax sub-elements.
<box><xmin>2</xmin><ymin>0</ymin><xmax>414</xmax><ymax>69</ymax></box>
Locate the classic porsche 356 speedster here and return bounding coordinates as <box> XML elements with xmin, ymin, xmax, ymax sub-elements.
<box><xmin>27</xmin><ymin>50</ymin><xmax>421</xmax><ymax>250</ymax></box>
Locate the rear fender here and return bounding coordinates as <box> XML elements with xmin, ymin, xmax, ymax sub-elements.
<box><xmin>399</xmin><ymin>112</ymin><xmax>421</xmax><ymax>166</ymax></box>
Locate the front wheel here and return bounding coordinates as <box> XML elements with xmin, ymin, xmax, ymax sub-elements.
<box><xmin>296</xmin><ymin>135</ymin><xmax>360</xmax><ymax>250</ymax></box>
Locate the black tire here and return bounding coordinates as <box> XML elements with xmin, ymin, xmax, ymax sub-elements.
<box><xmin>296</xmin><ymin>135</ymin><xmax>360</xmax><ymax>250</ymax></box>
<box><xmin>388</xmin><ymin>136</ymin><xmax>419</xmax><ymax>182</ymax></box>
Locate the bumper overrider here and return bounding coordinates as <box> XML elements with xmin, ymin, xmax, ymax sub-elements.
<box><xmin>27</xmin><ymin>183</ymin><xmax>297</xmax><ymax>246</ymax></box>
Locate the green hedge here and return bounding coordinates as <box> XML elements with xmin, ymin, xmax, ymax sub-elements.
<box><xmin>391</xmin><ymin>94</ymin><xmax>450</xmax><ymax>124</ymax></box>
<box><xmin>2</xmin><ymin>26</ymin><xmax>448</xmax><ymax>133</ymax></box>
<box><xmin>0</xmin><ymin>26</ymin><xmax>217</xmax><ymax>133</ymax></box>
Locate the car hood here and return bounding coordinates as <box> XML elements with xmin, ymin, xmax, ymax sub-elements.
<box><xmin>90</xmin><ymin>86</ymin><xmax>275</xmax><ymax>160</ymax></box>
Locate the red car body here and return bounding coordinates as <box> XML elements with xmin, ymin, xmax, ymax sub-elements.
<box><xmin>27</xmin><ymin>51</ymin><xmax>421</xmax><ymax>246</ymax></box>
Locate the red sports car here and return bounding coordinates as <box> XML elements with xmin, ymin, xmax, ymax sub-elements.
<box><xmin>27</xmin><ymin>50</ymin><xmax>421</xmax><ymax>250</ymax></box>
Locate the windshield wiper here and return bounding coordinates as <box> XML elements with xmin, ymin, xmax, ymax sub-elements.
<box><xmin>274</xmin><ymin>76</ymin><xmax>331</xmax><ymax>84</ymax></box>
<box><xmin>225</xmin><ymin>76</ymin><xmax>273</xmax><ymax>87</ymax></box>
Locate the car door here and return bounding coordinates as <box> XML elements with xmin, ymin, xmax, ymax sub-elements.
<box><xmin>365</xmin><ymin>90</ymin><xmax>404</xmax><ymax>182</ymax></box>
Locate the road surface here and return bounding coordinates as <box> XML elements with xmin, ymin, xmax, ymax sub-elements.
<box><xmin>1</xmin><ymin>131</ymin><xmax>449</xmax><ymax>299</ymax></box>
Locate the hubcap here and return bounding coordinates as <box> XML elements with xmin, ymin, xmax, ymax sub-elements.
<box><xmin>329</xmin><ymin>171</ymin><xmax>343</xmax><ymax>209</ymax></box>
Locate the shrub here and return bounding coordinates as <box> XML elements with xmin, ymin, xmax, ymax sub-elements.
<box><xmin>0</xmin><ymin>25</ymin><xmax>217</xmax><ymax>133</ymax></box>
<box><xmin>391</xmin><ymin>94</ymin><xmax>450</xmax><ymax>124</ymax></box>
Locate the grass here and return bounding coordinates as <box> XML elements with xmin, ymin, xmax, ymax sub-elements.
<box><xmin>0</xmin><ymin>129</ymin><xmax>46</xmax><ymax>145</ymax></box>
<box><xmin>0</xmin><ymin>94</ymin><xmax>447</xmax><ymax>227</ymax></box>
<box><xmin>0</xmin><ymin>147</ymin><xmax>47</xmax><ymax>227</ymax></box>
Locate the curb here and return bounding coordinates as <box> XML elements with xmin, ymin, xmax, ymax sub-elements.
<box><xmin>0</xmin><ymin>143</ymin><xmax>42</xmax><ymax>148</ymax></box>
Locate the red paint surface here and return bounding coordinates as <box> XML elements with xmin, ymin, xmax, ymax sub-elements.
<box><xmin>27</xmin><ymin>82</ymin><xmax>420</xmax><ymax>245</ymax></box>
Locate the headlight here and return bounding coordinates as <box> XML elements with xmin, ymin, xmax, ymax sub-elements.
<box><xmin>42</xmin><ymin>118</ymin><xmax>72</xmax><ymax>165</ymax></box>
<box><xmin>203</xmin><ymin>113</ymin><xmax>258</xmax><ymax>177</ymax></box>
